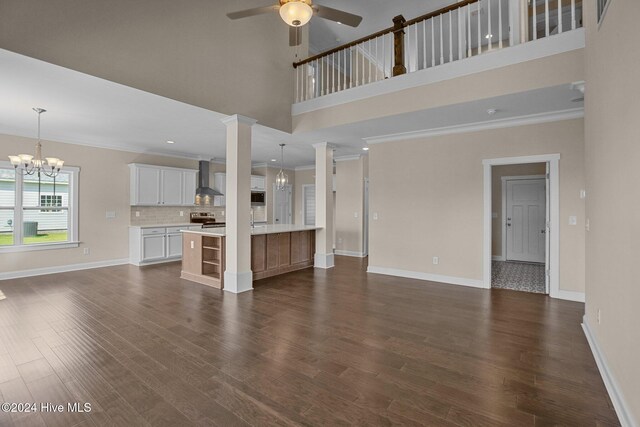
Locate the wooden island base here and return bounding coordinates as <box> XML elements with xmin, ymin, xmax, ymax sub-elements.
<box><xmin>181</xmin><ymin>229</ymin><xmax>315</xmax><ymax>289</ymax></box>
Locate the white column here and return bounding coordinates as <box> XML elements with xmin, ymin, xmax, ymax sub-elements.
<box><xmin>313</xmin><ymin>142</ymin><xmax>334</xmax><ymax>268</ymax></box>
<box><xmin>221</xmin><ymin>114</ymin><xmax>256</xmax><ymax>293</ymax></box>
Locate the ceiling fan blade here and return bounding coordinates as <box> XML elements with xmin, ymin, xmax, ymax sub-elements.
<box><xmin>289</xmin><ymin>26</ymin><xmax>302</xmax><ymax>46</ymax></box>
<box><xmin>312</xmin><ymin>4</ymin><xmax>362</xmax><ymax>27</ymax></box>
<box><xmin>226</xmin><ymin>5</ymin><xmax>279</xmax><ymax>20</ymax></box>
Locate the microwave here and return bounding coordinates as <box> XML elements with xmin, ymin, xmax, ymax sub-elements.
<box><xmin>251</xmin><ymin>191</ymin><xmax>266</xmax><ymax>206</ymax></box>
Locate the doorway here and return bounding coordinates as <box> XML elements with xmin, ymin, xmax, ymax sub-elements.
<box><xmin>273</xmin><ymin>184</ymin><xmax>292</xmax><ymax>225</ymax></box>
<box><xmin>483</xmin><ymin>155</ymin><xmax>559</xmax><ymax>297</ymax></box>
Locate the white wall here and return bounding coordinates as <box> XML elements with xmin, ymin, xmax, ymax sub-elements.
<box><xmin>368</xmin><ymin>119</ymin><xmax>585</xmax><ymax>293</ymax></box>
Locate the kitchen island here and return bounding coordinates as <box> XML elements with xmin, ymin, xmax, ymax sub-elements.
<box><xmin>180</xmin><ymin>224</ymin><xmax>319</xmax><ymax>289</ymax></box>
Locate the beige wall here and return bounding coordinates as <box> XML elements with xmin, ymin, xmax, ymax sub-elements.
<box><xmin>0</xmin><ymin>134</ymin><xmax>199</xmax><ymax>273</ymax></box>
<box><xmin>293</xmin><ymin>49</ymin><xmax>584</xmax><ymax>133</ymax></box>
<box><xmin>584</xmin><ymin>0</ymin><xmax>640</xmax><ymax>422</ymax></box>
<box><xmin>0</xmin><ymin>0</ymin><xmax>304</xmax><ymax>132</ymax></box>
<box><xmin>294</xmin><ymin>168</ymin><xmax>315</xmax><ymax>225</ymax></box>
<box><xmin>491</xmin><ymin>163</ymin><xmax>546</xmax><ymax>257</ymax></box>
<box><xmin>369</xmin><ymin>119</ymin><xmax>585</xmax><ymax>292</ymax></box>
<box><xmin>335</xmin><ymin>157</ymin><xmax>366</xmax><ymax>254</ymax></box>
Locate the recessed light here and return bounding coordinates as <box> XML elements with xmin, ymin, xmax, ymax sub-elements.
<box><xmin>336</xmin><ymin>21</ymin><xmax>342</xmax><ymax>25</ymax></box>
<box><xmin>166</xmin><ymin>140</ymin><xmax>175</xmax><ymax>144</ymax></box>
<box><xmin>486</xmin><ymin>108</ymin><xmax>498</xmax><ymax>115</ymax></box>
<box><xmin>485</xmin><ymin>33</ymin><xmax>493</xmax><ymax>39</ymax></box>
<box><xmin>271</xmin><ymin>158</ymin><xmax>277</xmax><ymax>162</ymax></box>
<box><xmin>362</xmin><ymin>147</ymin><xmax>370</xmax><ymax>151</ymax></box>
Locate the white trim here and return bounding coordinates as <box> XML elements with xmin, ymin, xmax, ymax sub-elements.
<box><xmin>293</xmin><ymin>29</ymin><xmax>585</xmax><ymax>115</ymax></box>
<box><xmin>295</xmin><ymin>164</ymin><xmax>315</xmax><ymax>171</ymax></box>
<box><xmin>501</xmin><ymin>174</ymin><xmax>546</xmax><ymax>264</ymax></box>
<box><xmin>491</xmin><ymin>255</ymin><xmax>505</xmax><ymax>261</ymax></box>
<box><xmin>483</xmin><ymin>154</ymin><xmax>560</xmax><ymax>296</ymax></box>
<box><xmin>334</xmin><ymin>155</ymin><xmax>362</xmax><ymax>162</ymax></box>
<box><xmin>335</xmin><ymin>250</ymin><xmax>366</xmax><ymax>258</ymax></box>
<box><xmin>0</xmin><ymin>258</ymin><xmax>129</xmax><ymax>280</ymax></box>
<box><xmin>0</xmin><ymin>241</ymin><xmax>80</xmax><ymax>253</ymax></box>
<box><xmin>366</xmin><ymin>109</ymin><xmax>584</xmax><ymax>144</ymax></box>
<box><xmin>557</xmin><ymin>290</ymin><xmax>585</xmax><ymax>303</ymax></box>
<box><xmin>582</xmin><ymin>316</ymin><xmax>638</xmax><ymax>427</ymax></box>
<box><xmin>223</xmin><ymin>271</ymin><xmax>254</xmax><ymax>293</ymax></box>
<box><xmin>314</xmin><ymin>253</ymin><xmax>335</xmax><ymax>269</ymax></box>
<box><xmin>220</xmin><ymin>114</ymin><xmax>257</xmax><ymax>126</ymax></box>
<box><xmin>367</xmin><ymin>266</ymin><xmax>485</xmax><ymax>289</ymax></box>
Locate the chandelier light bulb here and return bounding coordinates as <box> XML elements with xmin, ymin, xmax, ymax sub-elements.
<box><xmin>279</xmin><ymin>1</ymin><xmax>313</xmax><ymax>27</ymax></box>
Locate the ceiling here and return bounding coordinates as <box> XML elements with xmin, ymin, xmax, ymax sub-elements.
<box><xmin>0</xmin><ymin>47</ymin><xmax>584</xmax><ymax>168</ymax></box>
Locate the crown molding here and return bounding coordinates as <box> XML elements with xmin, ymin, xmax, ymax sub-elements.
<box><xmin>295</xmin><ymin>164</ymin><xmax>315</xmax><ymax>171</ymax></box>
<box><xmin>335</xmin><ymin>154</ymin><xmax>362</xmax><ymax>162</ymax></box>
<box><xmin>365</xmin><ymin>108</ymin><xmax>584</xmax><ymax>145</ymax></box>
<box><xmin>220</xmin><ymin>114</ymin><xmax>258</xmax><ymax>126</ymax></box>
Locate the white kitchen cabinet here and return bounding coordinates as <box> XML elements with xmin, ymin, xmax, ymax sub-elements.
<box><xmin>129</xmin><ymin>164</ymin><xmax>198</xmax><ymax>206</ymax></box>
<box><xmin>166</xmin><ymin>233</ymin><xmax>183</xmax><ymax>258</ymax></box>
<box><xmin>251</xmin><ymin>175</ymin><xmax>266</xmax><ymax>191</ymax></box>
<box><xmin>142</xmin><ymin>234</ymin><xmax>166</xmax><ymax>262</ymax></box>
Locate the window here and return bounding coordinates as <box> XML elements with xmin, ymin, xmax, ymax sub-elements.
<box><xmin>597</xmin><ymin>0</ymin><xmax>611</xmax><ymax>24</ymax></box>
<box><xmin>302</xmin><ymin>184</ymin><xmax>316</xmax><ymax>226</ymax></box>
<box><xmin>0</xmin><ymin>162</ymin><xmax>79</xmax><ymax>252</ymax></box>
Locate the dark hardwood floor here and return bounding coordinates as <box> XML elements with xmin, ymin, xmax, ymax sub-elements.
<box><xmin>0</xmin><ymin>257</ymin><xmax>618</xmax><ymax>426</ymax></box>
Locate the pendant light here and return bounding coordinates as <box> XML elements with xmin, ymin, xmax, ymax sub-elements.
<box><xmin>8</xmin><ymin>108</ymin><xmax>64</xmax><ymax>177</ymax></box>
<box><xmin>275</xmin><ymin>144</ymin><xmax>288</xmax><ymax>191</ymax></box>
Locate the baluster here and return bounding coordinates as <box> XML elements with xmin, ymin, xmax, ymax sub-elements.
<box><xmin>468</xmin><ymin>5</ymin><xmax>472</xmax><ymax>57</ymax></box>
<box><xmin>545</xmin><ymin>0</ymin><xmax>549</xmax><ymax>37</ymax></box>
<box><xmin>488</xmin><ymin>0</ymin><xmax>492</xmax><ymax>51</ymax></box>
<box><xmin>458</xmin><ymin>7</ymin><xmax>464</xmax><ymax>59</ymax></box>
<box><xmin>421</xmin><ymin>21</ymin><xmax>426</xmax><ymax>69</ymax></box>
<box><xmin>354</xmin><ymin>46</ymin><xmax>359</xmax><ymax>87</ymax></box>
<box><xmin>431</xmin><ymin>18</ymin><xmax>435</xmax><ymax>67</ymax></box>
<box><xmin>368</xmin><ymin>39</ymin><xmax>373</xmax><ymax>83</ymax></box>
<box><xmin>477</xmin><ymin>0</ymin><xmax>482</xmax><ymax>54</ymax></box>
<box><xmin>413</xmin><ymin>24</ymin><xmax>418</xmax><ymax>72</ymax></box>
<box><xmin>571</xmin><ymin>0</ymin><xmax>576</xmax><ymax>30</ymax></box>
<box><xmin>533</xmin><ymin>0</ymin><xmax>537</xmax><ymax>40</ymax></box>
<box><xmin>498</xmin><ymin>0</ymin><xmax>503</xmax><ymax>48</ymax></box>
<box><xmin>315</xmin><ymin>59</ymin><xmax>319</xmax><ymax>98</ymax></box>
<box><xmin>362</xmin><ymin>41</ymin><xmax>365</xmax><ymax>84</ymax></box>
<box><xmin>439</xmin><ymin>15</ymin><xmax>444</xmax><ymax>64</ymax></box>
<box><xmin>449</xmin><ymin>11</ymin><xmax>453</xmax><ymax>62</ymax></box>
<box><xmin>382</xmin><ymin>34</ymin><xmax>386</xmax><ymax>78</ymax></box>
<box><xmin>558</xmin><ymin>0</ymin><xmax>562</xmax><ymax>34</ymax></box>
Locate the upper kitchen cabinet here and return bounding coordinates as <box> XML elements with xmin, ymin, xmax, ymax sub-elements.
<box><xmin>129</xmin><ymin>164</ymin><xmax>198</xmax><ymax>206</ymax></box>
<box><xmin>251</xmin><ymin>175</ymin><xmax>266</xmax><ymax>191</ymax></box>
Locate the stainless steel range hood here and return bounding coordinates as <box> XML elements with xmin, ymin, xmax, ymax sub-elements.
<box><xmin>196</xmin><ymin>160</ymin><xmax>223</xmax><ymax>198</ymax></box>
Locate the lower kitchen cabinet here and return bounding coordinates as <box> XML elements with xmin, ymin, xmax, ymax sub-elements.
<box><xmin>130</xmin><ymin>225</ymin><xmax>200</xmax><ymax>266</ymax></box>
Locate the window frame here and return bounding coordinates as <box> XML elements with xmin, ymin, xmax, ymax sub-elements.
<box><xmin>597</xmin><ymin>0</ymin><xmax>612</xmax><ymax>26</ymax></box>
<box><xmin>0</xmin><ymin>161</ymin><xmax>80</xmax><ymax>253</ymax></box>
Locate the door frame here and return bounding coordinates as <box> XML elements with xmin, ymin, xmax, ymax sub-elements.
<box><xmin>500</xmin><ymin>174</ymin><xmax>546</xmax><ymax>262</ymax></box>
<box><xmin>272</xmin><ymin>183</ymin><xmax>292</xmax><ymax>224</ymax></box>
<box><xmin>363</xmin><ymin>178</ymin><xmax>369</xmax><ymax>256</ymax></box>
<box><xmin>483</xmin><ymin>154</ymin><xmax>560</xmax><ymax>298</ymax></box>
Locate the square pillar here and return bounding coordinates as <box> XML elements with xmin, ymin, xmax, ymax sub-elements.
<box><xmin>313</xmin><ymin>142</ymin><xmax>334</xmax><ymax>268</ymax></box>
<box><xmin>221</xmin><ymin>114</ymin><xmax>256</xmax><ymax>293</ymax></box>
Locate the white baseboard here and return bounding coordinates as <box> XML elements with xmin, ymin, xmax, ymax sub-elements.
<box><xmin>367</xmin><ymin>266</ymin><xmax>487</xmax><ymax>289</ymax></box>
<box><xmin>582</xmin><ymin>316</ymin><xmax>638</xmax><ymax>427</ymax></box>
<box><xmin>335</xmin><ymin>250</ymin><xmax>367</xmax><ymax>258</ymax></box>
<box><xmin>223</xmin><ymin>271</ymin><xmax>253</xmax><ymax>294</ymax></box>
<box><xmin>556</xmin><ymin>290</ymin><xmax>586</xmax><ymax>303</ymax></box>
<box><xmin>0</xmin><ymin>258</ymin><xmax>129</xmax><ymax>280</ymax></box>
<box><xmin>492</xmin><ymin>255</ymin><xmax>506</xmax><ymax>261</ymax></box>
<box><xmin>314</xmin><ymin>253</ymin><xmax>335</xmax><ymax>269</ymax></box>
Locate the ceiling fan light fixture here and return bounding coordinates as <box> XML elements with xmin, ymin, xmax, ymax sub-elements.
<box><xmin>279</xmin><ymin>1</ymin><xmax>313</xmax><ymax>27</ymax></box>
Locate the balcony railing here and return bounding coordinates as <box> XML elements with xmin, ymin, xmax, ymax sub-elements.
<box><xmin>292</xmin><ymin>0</ymin><xmax>583</xmax><ymax>103</ymax></box>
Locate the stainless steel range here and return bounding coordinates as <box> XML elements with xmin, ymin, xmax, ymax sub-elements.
<box><xmin>190</xmin><ymin>212</ymin><xmax>225</xmax><ymax>228</ymax></box>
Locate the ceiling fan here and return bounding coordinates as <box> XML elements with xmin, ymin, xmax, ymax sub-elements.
<box><xmin>227</xmin><ymin>0</ymin><xmax>362</xmax><ymax>46</ymax></box>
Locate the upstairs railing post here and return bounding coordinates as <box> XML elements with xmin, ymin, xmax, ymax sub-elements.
<box><xmin>392</xmin><ymin>15</ymin><xmax>407</xmax><ymax>77</ymax></box>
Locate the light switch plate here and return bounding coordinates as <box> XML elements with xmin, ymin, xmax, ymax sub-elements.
<box><xmin>354</xmin><ymin>212</ymin><xmax>358</xmax><ymax>218</ymax></box>
<box><xmin>569</xmin><ymin>216</ymin><xmax>577</xmax><ymax>225</ymax></box>
<box><xmin>432</xmin><ymin>256</ymin><xmax>439</xmax><ymax>265</ymax></box>
<box><xmin>135</xmin><ymin>211</ymin><xmax>140</xmax><ymax>217</ymax></box>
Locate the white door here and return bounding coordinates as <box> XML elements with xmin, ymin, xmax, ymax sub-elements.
<box><xmin>166</xmin><ymin>233</ymin><xmax>182</xmax><ymax>258</ymax></box>
<box><xmin>544</xmin><ymin>164</ymin><xmax>550</xmax><ymax>293</ymax></box>
<box><xmin>273</xmin><ymin>184</ymin><xmax>292</xmax><ymax>224</ymax></box>
<box><xmin>136</xmin><ymin>167</ymin><xmax>160</xmax><ymax>205</ymax></box>
<box><xmin>161</xmin><ymin>169</ymin><xmax>183</xmax><ymax>205</ymax></box>
<box><xmin>302</xmin><ymin>184</ymin><xmax>316</xmax><ymax>226</ymax></box>
<box><xmin>142</xmin><ymin>235</ymin><xmax>166</xmax><ymax>261</ymax></box>
<box><xmin>506</xmin><ymin>179</ymin><xmax>546</xmax><ymax>263</ymax></box>
<box><xmin>363</xmin><ymin>178</ymin><xmax>369</xmax><ymax>256</ymax></box>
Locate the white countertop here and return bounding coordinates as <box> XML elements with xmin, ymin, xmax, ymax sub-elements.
<box><xmin>182</xmin><ymin>224</ymin><xmax>320</xmax><ymax>236</ymax></box>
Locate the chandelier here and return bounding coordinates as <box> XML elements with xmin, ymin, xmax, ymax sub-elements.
<box><xmin>275</xmin><ymin>144</ymin><xmax>288</xmax><ymax>191</ymax></box>
<box><xmin>8</xmin><ymin>108</ymin><xmax>64</xmax><ymax>177</ymax></box>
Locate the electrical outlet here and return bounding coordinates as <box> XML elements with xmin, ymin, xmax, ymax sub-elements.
<box><xmin>354</xmin><ymin>212</ymin><xmax>358</xmax><ymax>218</ymax></box>
<box><xmin>83</xmin><ymin>248</ymin><xmax>90</xmax><ymax>255</ymax></box>
<box><xmin>180</xmin><ymin>211</ymin><xmax>184</xmax><ymax>217</ymax></box>
<box><xmin>597</xmin><ymin>309</ymin><xmax>601</xmax><ymax>325</ymax></box>
<box><xmin>432</xmin><ymin>256</ymin><xmax>439</xmax><ymax>265</ymax></box>
<box><xmin>190</xmin><ymin>241</ymin><xmax>194</xmax><ymax>249</ymax></box>
<box><xmin>585</xmin><ymin>218</ymin><xmax>590</xmax><ymax>232</ymax></box>
<box><xmin>569</xmin><ymin>216</ymin><xmax>577</xmax><ymax>226</ymax></box>
<box><xmin>580</xmin><ymin>189</ymin><xmax>587</xmax><ymax>199</ymax></box>
<box><xmin>221</xmin><ymin>211</ymin><xmax>225</xmax><ymax>216</ymax></box>
<box><xmin>135</xmin><ymin>211</ymin><xmax>140</xmax><ymax>217</ymax></box>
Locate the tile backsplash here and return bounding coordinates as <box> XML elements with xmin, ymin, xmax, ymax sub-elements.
<box><xmin>129</xmin><ymin>205</ymin><xmax>267</xmax><ymax>226</ymax></box>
